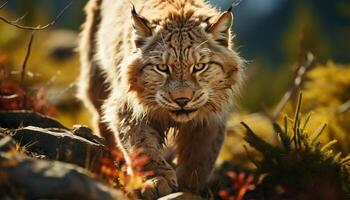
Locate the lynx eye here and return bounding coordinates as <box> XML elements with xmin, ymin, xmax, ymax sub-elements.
<box><xmin>155</xmin><ymin>64</ymin><xmax>169</xmax><ymax>73</ymax></box>
<box><xmin>192</xmin><ymin>63</ymin><xmax>208</xmax><ymax>73</ymax></box>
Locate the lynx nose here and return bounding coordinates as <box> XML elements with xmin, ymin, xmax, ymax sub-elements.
<box><xmin>174</xmin><ymin>97</ymin><xmax>191</xmax><ymax>107</ymax></box>
<box><xmin>170</xmin><ymin>88</ymin><xmax>193</xmax><ymax>107</ymax></box>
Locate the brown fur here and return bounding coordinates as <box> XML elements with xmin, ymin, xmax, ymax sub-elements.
<box><xmin>78</xmin><ymin>0</ymin><xmax>244</xmax><ymax>198</ymax></box>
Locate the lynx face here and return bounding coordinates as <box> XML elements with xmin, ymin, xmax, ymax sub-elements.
<box><xmin>127</xmin><ymin>9</ymin><xmax>242</xmax><ymax>122</ymax></box>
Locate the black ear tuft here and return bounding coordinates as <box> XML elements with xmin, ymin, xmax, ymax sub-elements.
<box><xmin>130</xmin><ymin>4</ymin><xmax>153</xmax><ymax>48</ymax></box>
<box><xmin>130</xmin><ymin>3</ymin><xmax>137</xmax><ymax>15</ymax></box>
<box><xmin>227</xmin><ymin>5</ymin><xmax>233</xmax><ymax>12</ymax></box>
<box><xmin>227</xmin><ymin>0</ymin><xmax>243</xmax><ymax>12</ymax></box>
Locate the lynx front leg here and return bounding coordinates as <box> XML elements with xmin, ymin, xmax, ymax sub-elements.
<box><xmin>176</xmin><ymin>121</ymin><xmax>225</xmax><ymax>193</ymax></box>
<box><xmin>114</xmin><ymin>117</ymin><xmax>178</xmax><ymax>199</ymax></box>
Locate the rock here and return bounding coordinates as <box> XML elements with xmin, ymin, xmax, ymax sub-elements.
<box><xmin>72</xmin><ymin>125</ymin><xmax>106</xmax><ymax>146</ymax></box>
<box><xmin>0</xmin><ymin>111</ymin><xmax>125</xmax><ymax>199</ymax></box>
<box><xmin>0</xmin><ymin>110</ymin><xmax>68</xmax><ymax>130</ymax></box>
<box><xmin>11</xmin><ymin>126</ymin><xmax>109</xmax><ymax>170</ymax></box>
<box><xmin>0</xmin><ymin>111</ymin><xmax>112</xmax><ymax>171</ymax></box>
<box><xmin>0</xmin><ymin>152</ymin><xmax>125</xmax><ymax>200</ymax></box>
<box><xmin>158</xmin><ymin>192</ymin><xmax>203</xmax><ymax>200</ymax></box>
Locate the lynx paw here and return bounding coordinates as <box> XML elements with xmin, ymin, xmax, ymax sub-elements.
<box><xmin>141</xmin><ymin>176</ymin><xmax>178</xmax><ymax>199</ymax></box>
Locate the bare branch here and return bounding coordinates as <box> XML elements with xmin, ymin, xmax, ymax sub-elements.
<box><xmin>0</xmin><ymin>1</ymin><xmax>72</xmax><ymax>31</ymax></box>
<box><xmin>335</xmin><ymin>100</ymin><xmax>350</xmax><ymax>114</ymax></box>
<box><xmin>11</xmin><ymin>12</ymin><xmax>28</xmax><ymax>23</ymax></box>
<box><xmin>270</xmin><ymin>52</ymin><xmax>314</xmax><ymax>121</ymax></box>
<box><xmin>21</xmin><ymin>32</ymin><xmax>35</xmax><ymax>87</ymax></box>
<box><xmin>0</xmin><ymin>1</ymin><xmax>8</xmax><ymax>10</ymax></box>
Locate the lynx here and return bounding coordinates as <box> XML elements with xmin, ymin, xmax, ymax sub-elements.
<box><xmin>78</xmin><ymin>0</ymin><xmax>243</xmax><ymax>198</ymax></box>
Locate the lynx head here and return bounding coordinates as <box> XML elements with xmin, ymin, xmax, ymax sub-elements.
<box><xmin>126</xmin><ymin>3</ymin><xmax>243</xmax><ymax>123</ymax></box>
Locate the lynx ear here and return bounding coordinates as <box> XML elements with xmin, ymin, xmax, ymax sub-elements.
<box><xmin>207</xmin><ymin>11</ymin><xmax>233</xmax><ymax>46</ymax></box>
<box><xmin>131</xmin><ymin>4</ymin><xmax>153</xmax><ymax>47</ymax></box>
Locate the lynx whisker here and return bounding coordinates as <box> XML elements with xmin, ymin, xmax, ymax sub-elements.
<box><xmin>195</xmin><ymin>40</ymin><xmax>208</xmax><ymax>50</ymax></box>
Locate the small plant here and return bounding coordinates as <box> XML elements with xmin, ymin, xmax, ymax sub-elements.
<box><xmin>94</xmin><ymin>147</ymin><xmax>153</xmax><ymax>199</ymax></box>
<box><xmin>242</xmin><ymin>93</ymin><xmax>350</xmax><ymax>200</ymax></box>
<box><xmin>0</xmin><ymin>66</ymin><xmax>56</xmax><ymax>116</ymax></box>
<box><xmin>219</xmin><ymin>170</ymin><xmax>255</xmax><ymax>200</ymax></box>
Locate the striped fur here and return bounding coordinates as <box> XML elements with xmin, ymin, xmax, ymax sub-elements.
<box><xmin>78</xmin><ymin>0</ymin><xmax>244</xmax><ymax>198</ymax></box>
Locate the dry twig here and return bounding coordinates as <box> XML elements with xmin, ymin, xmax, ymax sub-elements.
<box><xmin>10</xmin><ymin>12</ymin><xmax>28</xmax><ymax>23</ymax></box>
<box><xmin>0</xmin><ymin>1</ymin><xmax>8</xmax><ymax>10</ymax></box>
<box><xmin>270</xmin><ymin>53</ymin><xmax>314</xmax><ymax>121</ymax></box>
<box><xmin>266</xmin><ymin>28</ymin><xmax>314</xmax><ymax>121</ymax></box>
<box><xmin>335</xmin><ymin>100</ymin><xmax>350</xmax><ymax>114</ymax></box>
<box><xmin>20</xmin><ymin>32</ymin><xmax>34</xmax><ymax>87</ymax></box>
<box><xmin>0</xmin><ymin>1</ymin><xmax>72</xmax><ymax>30</ymax></box>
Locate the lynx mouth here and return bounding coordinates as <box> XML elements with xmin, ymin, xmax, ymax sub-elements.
<box><xmin>169</xmin><ymin>109</ymin><xmax>198</xmax><ymax>116</ymax></box>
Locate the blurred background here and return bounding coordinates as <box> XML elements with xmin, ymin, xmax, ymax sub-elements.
<box><xmin>1</xmin><ymin>0</ymin><xmax>350</xmax><ymax>165</ymax></box>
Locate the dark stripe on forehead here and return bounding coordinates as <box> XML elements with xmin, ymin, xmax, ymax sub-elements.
<box><xmin>161</xmin><ymin>27</ymin><xmax>204</xmax><ymax>67</ymax></box>
<box><xmin>189</xmin><ymin>29</ymin><xmax>203</xmax><ymax>40</ymax></box>
<box><xmin>187</xmin><ymin>31</ymin><xmax>194</xmax><ymax>40</ymax></box>
<box><xmin>170</xmin><ymin>44</ymin><xmax>178</xmax><ymax>59</ymax></box>
<box><xmin>179</xmin><ymin>27</ymin><xmax>186</xmax><ymax>80</ymax></box>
